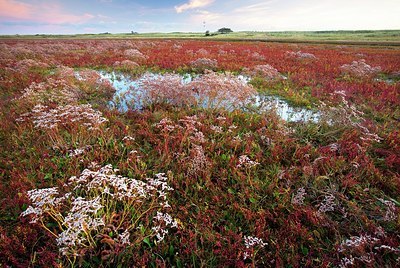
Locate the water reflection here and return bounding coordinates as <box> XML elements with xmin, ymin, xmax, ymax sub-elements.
<box><xmin>254</xmin><ymin>95</ymin><xmax>319</xmax><ymax>122</ymax></box>
<box><xmin>99</xmin><ymin>71</ymin><xmax>319</xmax><ymax>122</ymax></box>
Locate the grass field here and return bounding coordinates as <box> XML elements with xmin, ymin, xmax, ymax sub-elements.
<box><xmin>1</xmin><ymin>30</ymin><xmax>400</xmax><ymax>45</ymax></box>
<box><xmin>0</xmin><ymin>38</ymin><xmax>399</xmax><ymax>267</ymax></box>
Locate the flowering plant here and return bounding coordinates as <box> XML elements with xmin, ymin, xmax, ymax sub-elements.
<box><xmin>21</xmin><ymin>165</ymin><xmax>177</xmax><ymax>265</ymax></box>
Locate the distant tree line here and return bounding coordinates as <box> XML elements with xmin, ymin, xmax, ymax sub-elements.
<box><xmin>205</xmin><ymin>27</ymin><xmax>233</xmax><ymax>36</ymax></box>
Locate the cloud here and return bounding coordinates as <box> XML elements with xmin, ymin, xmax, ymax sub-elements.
<box><xmin>175</xmin><ymin>0</ymin><xmax>214</xmax><ymax>13</ymax></box>
<box><xmin>0</xmin><ymin>0</ymin><xmax>31</xmax><ymax>20</ymax></box>
<box><xmin>191</xmin><ymin>10</ymin><xmax>221</xmax><ymax>24</ymax></box>
<box><xmin>97</xmin><ymin>14</ymin><xmax>111</xmax><ymax>19</ymax></box>
<box><xmin>188</xmin><ymin>0</ymin><xmax>400</xmax><ymax>32</ymax></box>
<box><xmin>233</xmin><ymin>1</ymin><xmax>276</xmax><ymax>13</ymax></box>
<box><xmin>0</xmin><ymin>0</ymin><xmax>95</xmax><ymax>24</ymax></box>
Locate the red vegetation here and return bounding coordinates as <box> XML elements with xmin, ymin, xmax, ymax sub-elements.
<box><xmin>0</xmin><ymin>39</ymin><xmax>399</xmax><ymax>267</ymax></box>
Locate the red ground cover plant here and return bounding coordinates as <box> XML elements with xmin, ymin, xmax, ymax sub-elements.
<box><xmin>0</xmin><ymin>39</ymin><xmax>399</xmax><ymax>267</ymax></box>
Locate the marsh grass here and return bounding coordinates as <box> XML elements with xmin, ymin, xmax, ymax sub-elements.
<box><xmin>0</xmin><ymin>39</ymin><xmax>398</xmax><ymax>267</ymax></box>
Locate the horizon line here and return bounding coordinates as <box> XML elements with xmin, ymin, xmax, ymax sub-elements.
<box><xmin>1</xmin><ymin>29</ymin><xmax>400</xmax><ymax>36</ymax></box>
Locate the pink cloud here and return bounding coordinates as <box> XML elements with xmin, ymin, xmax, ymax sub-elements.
<box><xmin>175</xmin><ymin>0</ymin><xmax>215</xmax><ymax>13</ymax></box>
<box><xmin>0</xmin><ymin>0</ymin><xmax>95</xmax><ymax>24</ymax></box>
<box><xmin>0</xmin><ymin>0</ymin><xmax>32</xmax><ymax>19</ymax></box>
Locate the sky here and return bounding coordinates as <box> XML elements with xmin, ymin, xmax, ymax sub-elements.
<box><xmin>0</xmin><ymin>0</ymin><xmax>399</xmax><ymax>34</ymax></box>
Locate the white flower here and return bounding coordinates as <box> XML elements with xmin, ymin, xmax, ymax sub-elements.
<box><xmin>103</xmin><ymin>186</ymin><xmax>114</xmax><ymax>196</ymax></box>
<box><xmin>22</xmin><ymin>164</ymin><xmax>177</xmax><ymax>257</ymax></box>
<box><xmin>378</xmin><ymin>198</ymin><xmax>397</xmax><ymax>221</ymax></box>
<box><xmin>237</xmin><ymin>155</ymin><xmax>259</xmax><ymax>169</ymax></box>
<box><xmin>318</xmin><ymin>194</ymin><xmax>336</xmax><ymax>214</ymax></box>
<box><xmin>122</xmin><ymin>136</ymin><xmax>135</xmax><ymax>142</ymax></box>
<box><xmin>292</xmin><ymin>187</ymin><xmax>306</xmax><ymax>205</ymax></box>
<box><xmin>338</xmin><ymin>234</ymin><xmax>379</xmax><ymax>252</ymax></box>
<box><xmin>21</xmin><ymin>187</ymin><xmax>60</xmax><ymax>222</ymax></box>
<box><xmin>210</xmin><ymin>125</ymin><xmax>223</xmax><ymax>133</ymax></box>
<box><xmin>243</xmin><ymin>251</ymin><xmax>250</xmax><ymax>260</ymax></box>
<box><xmin>244</xmin><ymin>235</ymin><xmax>267</xmax><ymax>249</ymax></box>
<box><xmin>20</xmin><ymin>206</ymin><xmax>43</xmax><ymax>223</ymax></box>
<box><xmin>19</xmin><ymin>104</ymin><xmax>108</xmax><ymax>130</ymax></box>
<box><xmin>152</xmin><ymin>212</ymin><xmax>178</xmax><ymax>243</ymax></box>
<box><xmin>339</xmin><ymin>256</ymin><xmax>355</xmax><ymax>268</ymax></box>
<box><xmin>70</xmin><ymin>148</ymin><xmax>84</xmax><ymax>157</ymax></box>
<box><xmin>118</xmin><ymin>229</ymin><xmax>131</xmax><ymax>245</ymax></box>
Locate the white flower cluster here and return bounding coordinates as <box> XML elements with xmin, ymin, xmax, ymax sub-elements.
<box><xmin>113</xmin><ymin>60</ymin><xmax>139</xmax><ymax>69</ymax></box>
<box><xmin>196</xmin><ymin>48</ymin><xmax>209</xmax><ymax>56</ymax></box>
<box><xmin>156</xmin><ymin>117</ymin><xmax>179</xmax><ymax>132</ymax></box>
<box><xmin>374</xmin><ymin>245</ymin><xmax>400</xmax><ymax>253</ymax></box>
<box><xmin>187</xmin><ymin>145</ymin><xmax>209</xmax><ymax>177</ymax></box>
<box><xmin>57</xmin><ymin>196</ymin><xmax>105</xmax><ymax>255</ymax></box>
<box><xmin>118</xmin><ymin>229</ymin><xmax>131</xmax><ymax>245</ymax></box>
<box><xmin>124</xmin><ymin>49</ymin><xmax>147</xmax><ymax>60</ymax></box>
<box><xmin>237</xmin><ymin>155</ymin><xmax>260</xmax><ymax>169</ymax></box>
<box><xmin>285</xmin><ymin>51</ymin><xmax>317</xmax><ymax>60</ymax></box>
<box><xmin>12</xmin><ymin>59</ymin><xmax>49</xmax><ymax>72</ymax></box>
<box><xmin>292</xmin><ymin>187</ymin><xmax>306</xmax><ymax>206</ymax></box>
<box><xmin>243</xmin><ymin>235</ymin><xmax>267</xmax><ymax>260</ymax></box>
<box><xmin>179</xmin><ymin>115</ymin><xmax>202</xmax><ymax>132</ymax></box>
<box><xmin>122</xmin><ymin>135</ymin><xmax>135</xmax><ymax>142</ymax></box>
<box><xmin>251</xmin><ymin>52</ymin><xmax>266</xmax><ymax>61</ymax></box>
<box><xmin>190</xmin><ymin>71</ymin><xmax>256</xmax><ymax>110</ymax></box>
<box><xmin>20</xmin><ymin>187</ymin><xmax>62</xmax><ymax>223</ymax></box>
<box><xmin>340</xmin><ymin>59</ymin><xmax>381</xmax><ymax>77</ymax></box>
<box><xmin>140</xmin><ymin>73</ymin><xmax>195</xmax><ymax>107</ymax></box>
<box><xmin>68</xmin><ymin>145</ymin><xmax>92</xmax><ymax>157</ymax></box>
<box><xmin>18</xmin><ymin>78</ymin><xmax>79</xmax><ymax>105</ymax></box>
<box><xmin>245</xmin><ymin>64</ymin><xmax>285</xmax><ymax>80</ymax></box>
<box><xmin>18</xmin><ymin>104</ymin><xmax>108</xmax><ymax>130</ymax></box>
<box><xmin>69</xmin><ymin>165</ymin><xmax>173</xmax><ymax>204</ymax></box>
<box><xmin>139</xmin><ymin>71</ymin><xmax>256</xmax><ymax>110</ymax></box>
<box><xmin>21</xmin><ymin>164</ymin><xmax>177</xmax><ymax>257</ymax></box>
<box><xmin>338</xmin><ymin>233</ymin><xmax>400</xmax><ymax>267</ymax></box>
<box><xmin>329</xmin><ymin>143</ymin><xmax>340</xmax><ymax>152</ymax></box>
<box><xmin>152</xmin><ymin>212</ymin><xmax>178</xmax><ymax>243</ymax></box>
<box><xmin>147</xmin><ymin>173</ymin><xmax>174</xmax><ymax>208</ymax></box>
<box><xmin>68</xmin><ymin>148</ymin><xmax>85</xmax><ymax>157</ymax></box>
<box><xmin>244</xmin><ymin>235</ymin><xmax>268</xmax><ymax>249</ymax></box>
<box><xmin>210</xmin><ymin>125</ymin><xmax>223</xmax><ymax>133</ymax></box>
<box><xmin>190</xmin><ymin>58</ymin><xmax>218</xmax><ymax>70</ymax></box>
<box><xmin>378</xmin><ymin>198</ymin><xmax>397</xmax><ymax>221</ymax></box>
<box><xmin>319</xmin><ymin>91</ymin><xmax>382</xmax><ymax>143</ymax></box>
<box><xmin>190</xmin><ymin>131</ymin><xmax>206</xmax><ymax>144</ymax></box>
<box><xmin>178</xmin><ymin>115</ymin><xmax>208</xmax><ymax>145</ymax></box>
<box><xmin>339</xmin><ymin>256</ymin><xmax>355</xmax><ymax>268</ymax></box>
<box><xmin>338</xmin><ymin>234</ymin><xmax>379</xmax><ymax>253</ymax></box>
<box><xmin>317</xmin><ymin>194</ymin><xmax>336</xmax><ymax>214</ymax></box>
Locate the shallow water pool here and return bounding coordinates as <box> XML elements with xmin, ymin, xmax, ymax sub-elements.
<box><xmin>99</xmin><ymin>71</ymin><xmax>319</xmax><ymax>122</ymax></box>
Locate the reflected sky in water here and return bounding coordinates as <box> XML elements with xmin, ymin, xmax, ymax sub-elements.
<box><xmin>99</xmin><ymin>71</ymin><xmax>319</xmax><ymax>122</ymax></box>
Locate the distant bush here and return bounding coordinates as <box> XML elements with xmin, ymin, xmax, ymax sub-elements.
<box><xmin>217</xmin><ymin>27</ymin><xmax>233</xmax><ymax>34</ymax></box>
